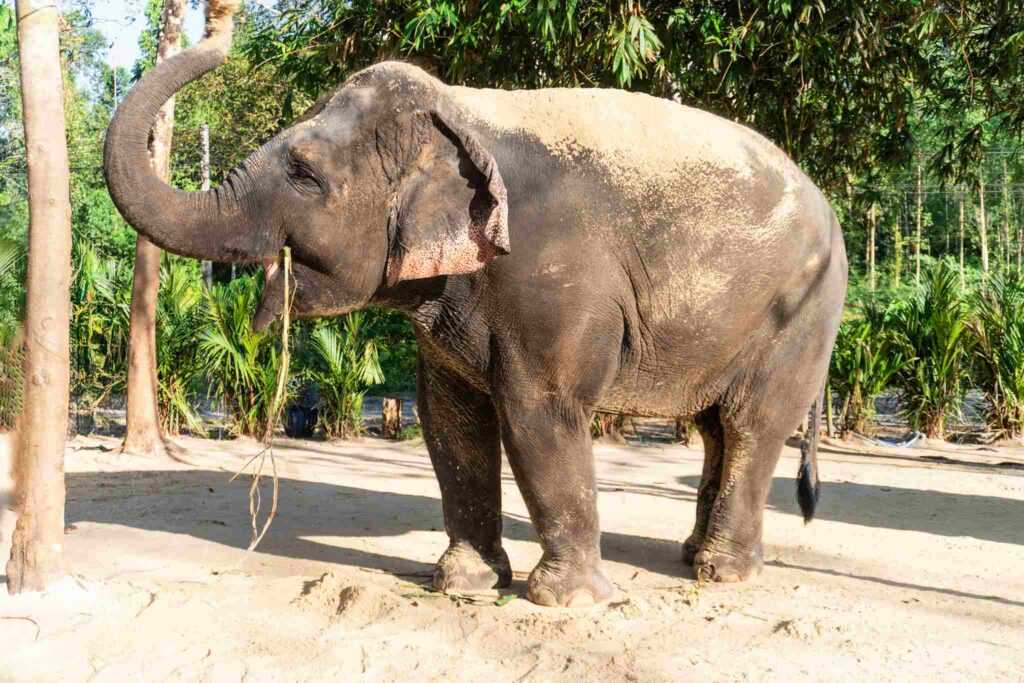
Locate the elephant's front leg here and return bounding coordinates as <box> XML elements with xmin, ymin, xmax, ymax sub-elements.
<box><xmin>418</xmin><ymin>358</ymin><xmax>511</xmax><ymax>592</ymax></box>
<box><xmin>496</xmin><ymin>393</ymin><xmax>614</xmax><ymax>607</ymax></box>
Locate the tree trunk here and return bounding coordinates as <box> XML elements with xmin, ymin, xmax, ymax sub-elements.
<box><xmin>959</xmin><ymin>191</ymin><xmax>965</xmax><ymax>287</ymax></box>
<box><xmin>674</xmin><ymin>417</ymin><xmax>693</xmax><ymax>445</ymax></box>
<box><xmin>200</xmin><ymin>122</ymin><xmax>213</xmax><ymax>287</ymax></box>
<box><xmin>122</xmin><ymin>0</ymin><xmax>186</xmax><ymax>456</ymax></box>
<box><xmin>868</xmin><ymin>203</ymin><xmax>876</xmax><ymax>292</ymax></box>
<box><xmin>915</xmin><ymin>162</ymin><xmax>923</xmax><ymax>285</ymax></box>
<box><xmin>892</xmin><ymin>213</ymin><xmax>902</xmax><ymax>289</ymax></box>
<box><xmin>825</xmin><ymin>382</ymin><xmax>834</xmax><ymax>438</ymax></box>
<box><xmin>7</xmin><ymin>0</ymin><xmax>73</xmax><ymax>594</ymax></box>
<box><xmin>592</xmin><ymin>413</ymin><xmax>625</xmax><ymax>444</ymax></box>
<box><xmin>978</xmin><ymin>177</ymin><xmax>989</xmax><ymax>277</ymax></box>
<box><xmin>1018</xmin><ymin>201</ymin><xmax>1023</xmax><ymax>275</ymax></box>
<box><xmin>381</xmin><ymin>398</ymin><xmax>402</xmax><ymax>440</ymax></box>
<box><xmin>1004</xmin><ymin>159</ymin><xmax>1013</xmax><ymax>273</ymax></box>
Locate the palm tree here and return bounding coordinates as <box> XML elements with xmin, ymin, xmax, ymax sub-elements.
<box><xmin>198</xmin><ymin>276</ymin><xmax>288</xmax><ymax>437</ymax></box>
<box><xmin>306</xmin><ymin>313</ymin><xmax>384</xmax><ymax>439</ymax></box>
<box><xmin>971</xmin><ymin>273</ymin><xmax>1024</xmax><ymax>439</ymax></box>
<box><xmin>892</xmin><ymin>260</ymin><xmax>973</xmax><ymax>439</ymax></box>
<box><xmin>154</xmin><ymin>257</ymin><xmax>205</xmax><ymax>435</ymax></box>
<box><xmin>829</xmin><ymin>298</ymin><xmax>909</xmax><ymax>436</ymax></box>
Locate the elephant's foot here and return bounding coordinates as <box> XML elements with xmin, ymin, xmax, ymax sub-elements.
<box><xmin>693</xmin><ymin>545</ymin><xmax>763</xmax><ymax>583</ymax></box>
<box><xmin>526</xmin><ymin>555</ymin><xmax>614</xmax><ymax>607</ymax></box>
<box><xmin>681</xmin><ymin>535</ymin><xmax>703</xmax><ymax>566</ymax></box>
<box><xmin>432</xmin><ymin>543</ymin><xmax>511</xmax><ymax>593</ymax></box>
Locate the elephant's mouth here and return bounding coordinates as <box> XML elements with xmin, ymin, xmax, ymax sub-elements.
<box><xmin>253</xmin><ymin>257</ymin><xmax>294</xmax><ymax>332</ymax></box>
<box><xmin>252</xmin><ymin>258</ymin><xmax>360</xmax><ymax>331</ymax></box>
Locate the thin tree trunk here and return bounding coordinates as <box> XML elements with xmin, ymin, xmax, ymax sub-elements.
<box><xmin>979</xmin><ymin>177</ymin><xmax>989</xmax><ymax>277</ymax></box>
<box><xmin>825</xmin><ymin>383</ymin><xmax>834</xmax><ymax>438</ymax></box>
<box><xmin>868</xmin><ymin>203</ymin><xmax>876</xmax><ymax>292</ymax></box>
<box><xmin>200</xmin><ymin>122</ymin><xmax>212</xmax><ymax>287</ymax></box>
<box><xmin>381</xmin><ymin>398</ymin><xmax>402</xmax><ymax>440</ymax></box>
<box><xmin>7</xmin><ymin>0</ymin><xmax>73</xmax><ymax>593</ymax></box>
<box><xmin>959</xmin><ymin>191</ymin><xmax>965</xmax><ymax>288</ymax></box>
<box><xmin>1011</xmin><ymin>196</ymin><xmax>1019</xmax><ymax>274</ymax></box>
<box><xmin>915</xmin><ymin>162</ymin><xmax>923</xmax><ymax>284</ymax></box>
<box><xmin>892</xmin><ymin>212</ymin><xmax>902</xmax><ymax>289</ymax></box>
<box><xmin>1004</xmin><ymin>159</ymin><xmax>1013</xmax><ymax>273</ymax></box>
<box><xmin>122</xmin><ymin>0</ymin><xmax>186</xmax><ymax>456</ymax></box>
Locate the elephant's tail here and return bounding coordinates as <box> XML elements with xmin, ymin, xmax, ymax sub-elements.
<box><xmin>797</xmin><ymin>390</ymin><xmax>822</xmax><ymax>523</ymax></box>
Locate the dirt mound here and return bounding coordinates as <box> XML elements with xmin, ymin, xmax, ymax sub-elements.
<box><xmin>294</xmin><ymin>572</ymin><xmax>405</xmax><ymax>627</ymax></box>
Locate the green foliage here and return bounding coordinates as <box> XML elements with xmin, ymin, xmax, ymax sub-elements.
<box><xmin>246</xmin><ymin>2</ymin><xmax>1024</xmax><ymax>191</ymax></box>
<box><xmin>829</xmin><ymin>297</ymin><xmax>909</xmax><ymax>435</ymax></box>
<box><xmin>198</xmin><ymin>275</ymin><xmax>290</xmax><ymax>437</ymax></box>
<box><xmin>889</xmin><ymin>260</ymin><xmax>973</xmax><ymax>439</ymax></box>
<box><xmin>155</xmin><ymin>257</ymin><xmax>205</xmax><ymax>435</ymax></box>
<box><xmin>970</xmin><ymin>273</ymin><xmax>1024</xmax><ymax>439</ymax></box>
<box><xmin>397</xmin><ymin>424</ymin><xmax>423</xmax><ymax>441</ymax></box>
<box><xmin>0</xmin><ymin>321</ymin><xmax>21</xmax><ymax>431</ymax></box>
<box><xmin>5</xmin><ymin>0</ymin><xmax>1024</xmax><ymax>444</ymax></box>
<box><xmin>360</xmin><ymin>308</ymin><xmax>417</xmax><ymax>392</ymax></box>
<box><xmin>0</xmin><ymin>238</ymin><xmax>22</xmax><ymax>429</ymax></box>
<box><xmin>70</xmin><ymin>241</ymin><xmax>131</xmax><ymax>402</ymax></box>
<box><xmin>304</xmin><ymin>313</ymin><xmax>384</xmax><ymax>439</ymax></box>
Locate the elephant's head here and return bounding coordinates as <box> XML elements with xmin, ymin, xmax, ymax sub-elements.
<box><xmin>104</xmin><ymin>37</ymin><xmax>509</xmax><ymax>329</ymax></box>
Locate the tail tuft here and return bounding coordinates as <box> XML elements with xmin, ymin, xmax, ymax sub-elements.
<box><xmin>796</xmin><ymin>393</ymin><xmax>822</xmax><ymax>523</ymax></box>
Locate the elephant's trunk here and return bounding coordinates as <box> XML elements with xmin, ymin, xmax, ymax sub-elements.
<box><xmin>103</xmin><ymin>12</ymin><xmax>275</xmax><ymax>263</ymax></box>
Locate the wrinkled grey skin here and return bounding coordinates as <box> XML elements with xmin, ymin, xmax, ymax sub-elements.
<box><xmin>105</xmin><ymin>40</ymin><xmax>847</xmax><ymax>606</ymax></box>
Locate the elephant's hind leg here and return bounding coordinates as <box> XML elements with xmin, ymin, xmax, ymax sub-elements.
<box><xmin>692</xmin><ymin>421</ymin><xmax>785</xmax><ymax>582</ymax></box>
<box><xmin>693</xmin><ymin>316</ymin><xmax>836</xmax><ymax>582</ymax></box>
<box><xmin>682</xmin><ymin>405</ymin><xmax>725</xmax><ymax>566</ymax></box>
<box><xmin>418</xmin><ymin>358</ymin><xmax>511</xmax><ymax>592</ymax></box>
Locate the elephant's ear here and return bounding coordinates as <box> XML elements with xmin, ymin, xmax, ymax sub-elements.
<box><xmin>383</xmin><ymin>111</ymin><xmax>509</xmax><ymax>286</ymax></box>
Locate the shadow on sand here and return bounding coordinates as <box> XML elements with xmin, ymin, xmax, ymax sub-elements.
<box><xmin>53</xmin><ymin>458</ymin><xmax>1024</xmax><ymax>608</ymax></box>
<box><xmin>677</xmin><ymin>474</ymin><xmax>1024</xmax><ymax>547</ymax></box>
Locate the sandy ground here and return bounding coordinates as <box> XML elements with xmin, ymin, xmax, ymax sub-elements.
<box><xmin>1</xmin><ymin>430</ymin><xmax>1023</xmax><ymax>682</ymax></box>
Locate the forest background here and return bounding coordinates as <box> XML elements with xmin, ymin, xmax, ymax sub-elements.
<box><xmin>2</xmin><ymin>0</ymin><xmax>1023</xmax><ymax>442</ymax></box>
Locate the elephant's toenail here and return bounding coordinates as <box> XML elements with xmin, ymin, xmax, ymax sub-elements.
<box><xmin>528</xmin><ymin>585</ymin><xmax>558</xmax><ymax>607</ymax></box>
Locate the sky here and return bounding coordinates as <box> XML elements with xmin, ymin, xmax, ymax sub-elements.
<box><xmin>87</xmin><ymin>0</ymin><xmax>277</xmax><ymax>70</ymax></box>
<box><xmin>90</xmin><ymin>0</ymin><xmax>206</xmax><ymax>69</ymax></box>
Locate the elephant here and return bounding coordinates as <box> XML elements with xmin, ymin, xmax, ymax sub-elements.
<box><xmin>104</xmin><ymin>31</ymin><xmax>847</xmax><ymax>607</ymax></box>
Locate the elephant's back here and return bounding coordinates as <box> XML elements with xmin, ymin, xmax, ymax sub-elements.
<box><xmin>448</xmin><ymin>85</ymin><xmax>798</xmax><ymax>201</ymax></box>
<box><xmin>447</xmin><ymin>84</ymin><xmax>816</xmax><ymax>263</ymax></box>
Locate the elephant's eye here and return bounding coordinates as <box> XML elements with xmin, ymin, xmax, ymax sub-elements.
<box><xmin>288</xmin><ymin>157</ymin><xmax>325</xmax><ymax>195</ymax></box>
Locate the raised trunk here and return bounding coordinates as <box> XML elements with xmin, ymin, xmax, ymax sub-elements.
<box><xmin>7</xmin><ymin>0</ymin><xmax>72</xmax><ymax>593</ymax></box>
<box><xmin>103</xmin><ymin>0</ymin><xmax>268</xmax><ymax>263</ymax></box>
<box><xmin>122</xmin><ymin>0</ymin><xmax>186</xmax><ymax>457</ymax></box>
